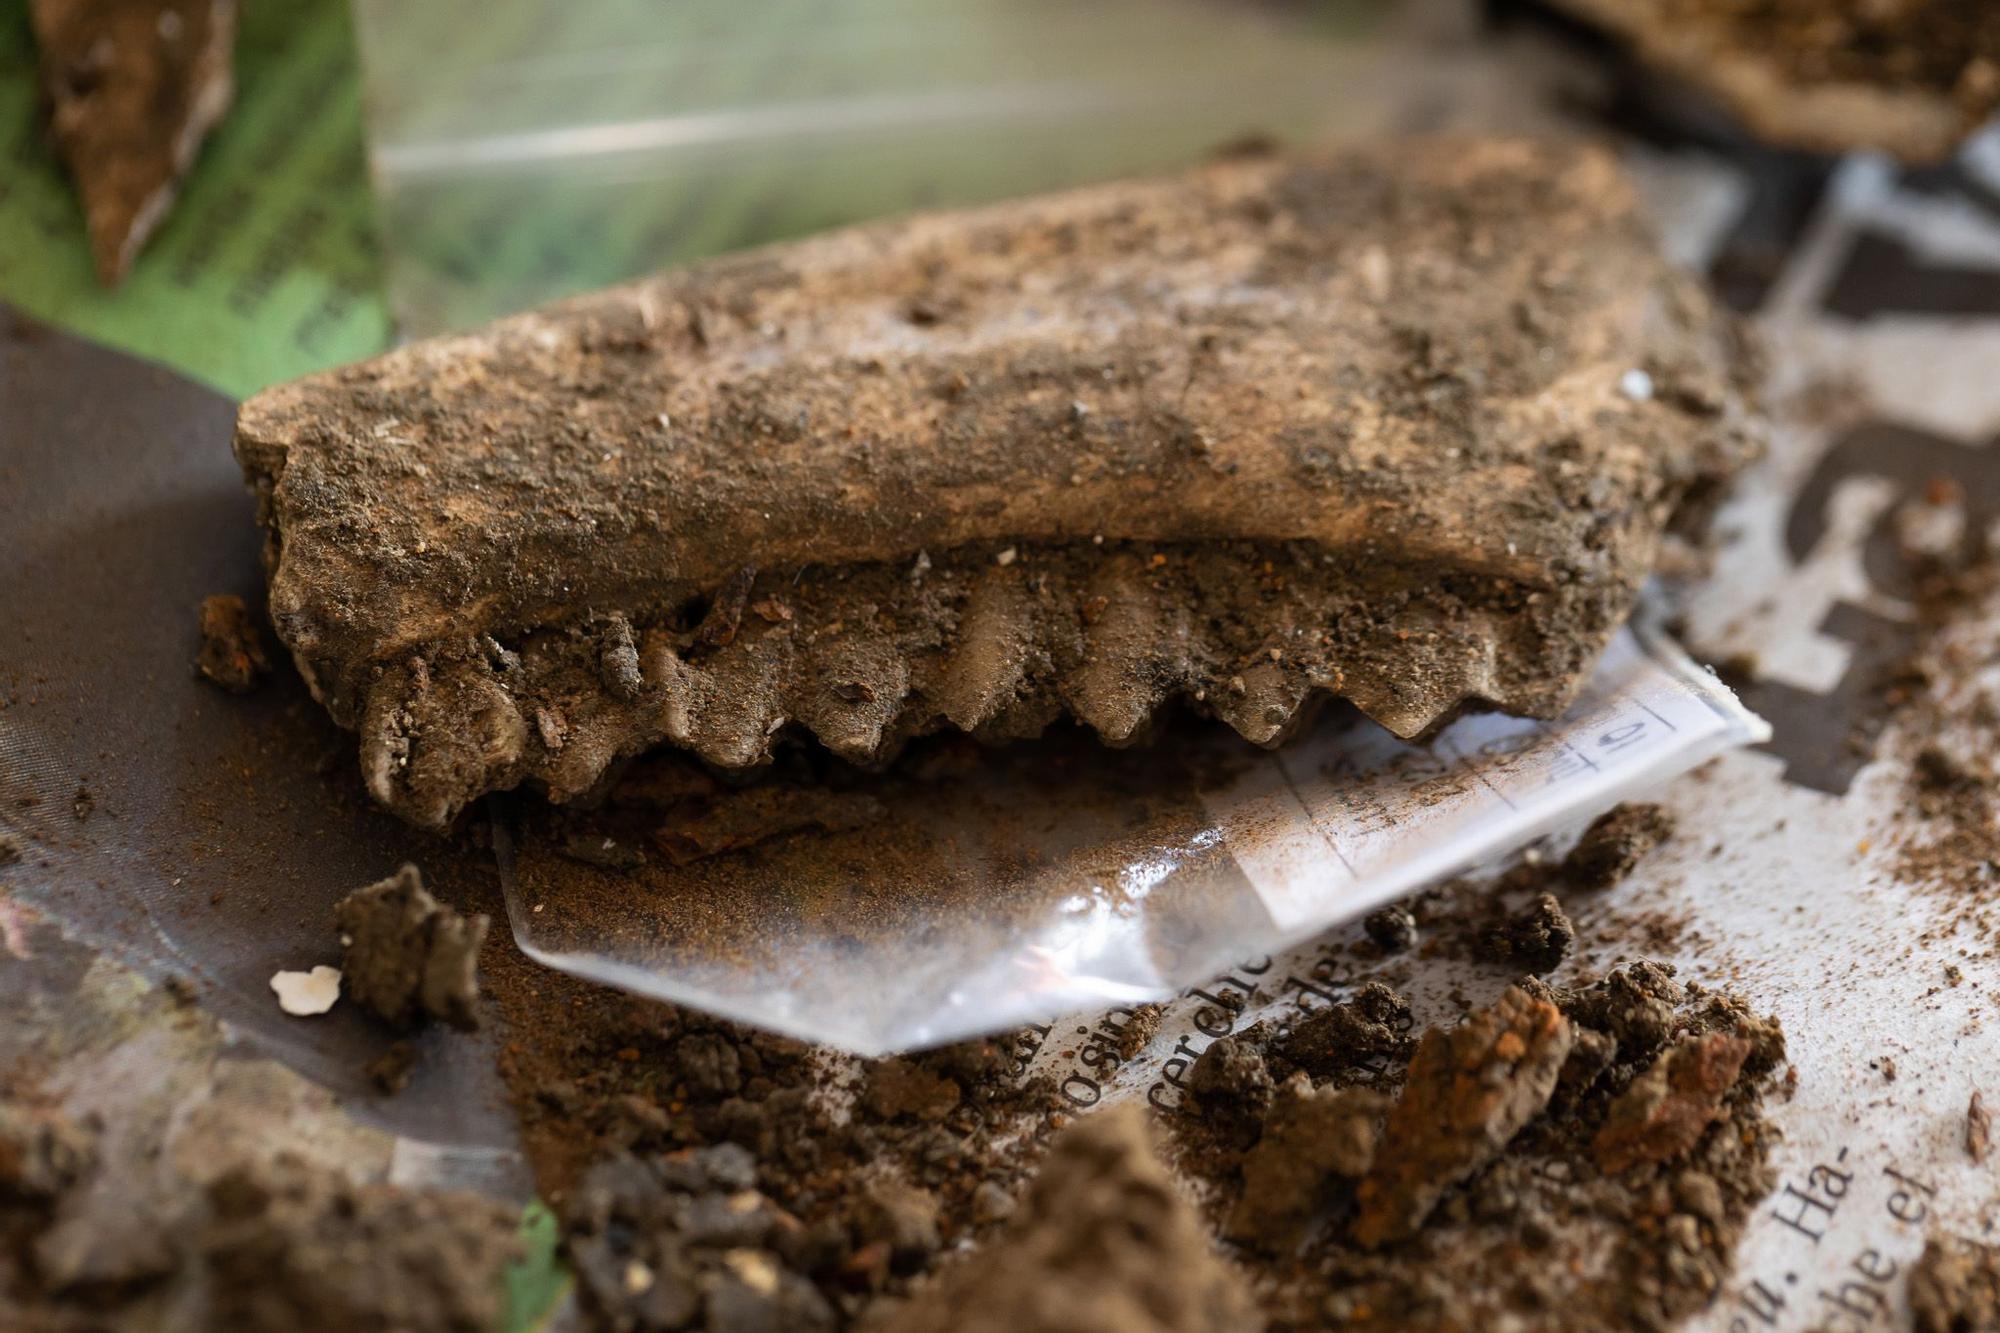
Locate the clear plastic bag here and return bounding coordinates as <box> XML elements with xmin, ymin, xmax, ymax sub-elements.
<box><xmin>349</xmin><ymin>0</ymin><xmax>1408</xmax><ymax>334</ymax></box>
<box><xmin>496</xmin><ymin>623</ymin><xmax>1766</xmax><ymax>1054</ymax></box>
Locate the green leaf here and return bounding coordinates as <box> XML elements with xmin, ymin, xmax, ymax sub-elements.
<box><xmin>501</xmin><ymin>1200</ymin><xmax>570</xmax><ymax>1333</ymax></box>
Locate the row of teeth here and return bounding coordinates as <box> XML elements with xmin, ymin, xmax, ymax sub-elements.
<box><xmin>354</xmin><ymin>548</ymin><xmax>1578</xmax><ymax>830</ymax></box>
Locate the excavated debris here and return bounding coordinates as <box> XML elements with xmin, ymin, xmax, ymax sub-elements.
<box><xmin>1547</xmin><ymin>0</ymin><xmax>2000</xmax><ymax>162</ymax></box>
<box><xmin>235</xmin><ymin>136</ymin><xmax>1761</xmax><ymax>829</ymax></box>
<box><xmin>333</xmin><ymin>863</ymin><xmax>488</xmax><ymax>1030</ymax></box>
<box><xmin>29</xmin><ymin>0</ymin><xmax>236</xmax><ymax>285</ymax></box>
<box><xmin>194</xmin><ymin>593</ymin><xmax>271</xmax><ymax>694</ymax></box>
<box><xmin>1350</xmin><ymin>984</ymin><xmax>1575</xmax><ymax>1248</ymax></box>
<box><xmin>1910</xmin><ymin>1233</ymin><xmax>2000</xmax><ymax>1333</ymax></box>
<box><xmin>877</xmin><ymin>1105</ymin><xmax>1261</xmax><ymax>1333</ymax></box>
<box><xmin>202</xmin><ymin>1155</ymin><xmax>521</xmax><ymax>1333</ymax></box>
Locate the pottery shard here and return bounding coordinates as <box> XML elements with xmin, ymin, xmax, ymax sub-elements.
<box><xmin>30</xmin><ymin>0</ymin><xmax>236</xmax><ymax>285</ymax></box>
<box><xmin>1351</xmin><ymin>985</ymin><xmax>1574</xmax><ymax>1249</ymax></box>
<box><xmin>1591</xmin><ymin>1031</ymin><xmax>1751</xmax><ymax>1175</ymax></box>
<box><xmin>236</xmin><ymin>137</ymin><xmax>1761</xmax><ymax>830</ymax></box>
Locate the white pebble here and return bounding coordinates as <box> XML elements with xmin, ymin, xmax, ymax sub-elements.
<box><xmin>270</xmin><ymin>965</ymin><xmax>341</xmax><ymax>1016</ymax></box>
<box><xmin>1618</xmin><ymin>368</ymin><xmax>1654</xmax><ymax>402</ymax></box>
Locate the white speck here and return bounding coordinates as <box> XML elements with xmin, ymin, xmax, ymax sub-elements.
<box><xmin>995</xmin><ymin>547</ymin><xmax>1018</xmax><ymax>566</ymax></box>
<box><xmin>1618</xmin><ymin>368</ymin><xmax>1654</xmax><ymax>402</ymax></box>
<box><xmin>656</xmin><ymin>413</ymin><xmax>671</xmax><ymax>430</ymax></box>
<box><xmin>271</xmin><ymin>966</ymin><xmax>341</xmax><ymax>1016</ymax></box>
<box><xmin>624</xmin><ymin>1260</ymin><xmax>654</xmax><ymax>1294</ymax></box>
<box><xmin>532</xmin><ymin>903</ymin><xmax>545</xmax><ymax>914</ymax></box>
<box><xmin>1092</xmin><ymin>534</ymin><xmax>1104</xmax><ymax>545</ymax></box>
<box><xmin>910</xmin><ymin>551</ymin><xmax>932</xmax><ymax>581</ymax></box>
<box><xmin>1507</xmin><ymin>541</ymin><xmax>1518</xmax><ymax>556</ymax></box>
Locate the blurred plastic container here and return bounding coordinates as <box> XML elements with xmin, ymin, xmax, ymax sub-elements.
<box><xmin>349</xmin><ymin>0</ymin><xmax>1401</xmax><ymax>334</ymax></box>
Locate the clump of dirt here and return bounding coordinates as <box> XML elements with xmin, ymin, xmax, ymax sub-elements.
<box><xmin>485</xmin><ymin>941</ymin><xmax>1057</xmax><ymax>1325</ymax></box>
<box><xmin>1475</xmin><ymin>892</ymin><xmax>1577</xmax><ymax>974</ymax></box>
<box><xmin>1167</xmin><ymin>961</ymin><xmax>1787</xmax><ymax>1332</ymax></box>
<box><xmin>1352</xmin><ymin>984</ymin><xmax>1576</xmax><ymax>1247</ymax></box>
<box><xmin>194</xmin><ymin>594</ymin><xmax>271</xmax><ymax>694</ymax></box>
<box><xmin>1909</xmin><ymin>1233</ymin><xmax>2000</xmax><ymax>1333</ymax></box>
<box><xmin>1563</xmin><ymin>803</ymin><xmax>1675</xmax><ymax>891</ymax></box>
<box><xmin>203</xmin><ymin>1154</ymin><xmax>521</xmax><ymax>1333</ymax></box>
<box><xmin>877</xmin><ymin>1105</ymin><xmax>1260</xmax><ymax>1333</ymax></box>
<box><xmin>1226</xmin><ymin>1078</ymin><xmax>1385</xmax><ymax>1252</ymax></box>
<box><xmin>0</xmin><ymin>832</ymin><xmax>22</xmax><ymax>866</ymax></box>
<box><xmin>335</xmin><ymin>864</ymin><xmax>488</xmax><ymax>1030</ymax></box>
<box><xmin>0</xmin><ymin>1093</ymin><xmax>519</xmax><ymax>1332</ymax></box>
<box><xmin>564</xmin><ymin>1142</ymin><xmax>834</xmax><ymax>1332</ymax></box>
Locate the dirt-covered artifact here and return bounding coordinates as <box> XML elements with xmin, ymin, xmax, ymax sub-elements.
<box><xmin>237</xmin><ymin>137</ymin><xmax>1760</xmax><ymax>830</ymax></box>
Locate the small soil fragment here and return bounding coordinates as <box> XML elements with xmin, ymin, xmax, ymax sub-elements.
<box><xmin>194</xmin><ymin>594</ymin><xmax>271</xmax><ymax>694</ymax></box>
<box><xmin>1189</xmin><ymin>1037</ymin><xmax>1274</xmax><ymax>1112</ymax></box>
<box><xmin>1909</xmin><ymin>1233</ymin><xmax>2000</xmax><ymax>1333</ymax></box>
<box><xmin>0</xmin><ymin>832</ymin><xmax>21</xmax><ymax>866</ymax></box>
<box><xmin>1351</xmin><ymin>985</ymin><xmax>1574</xmax><ymax>1248</ymax></box>
<box><xmin>565</xmin><ymin>1142</ymin><xmax>834</xmax><ymax>1333</ymax></box>
<box><xmin>1591</xmin><ymin>1031</ymin><xmax>1752</xmax><ymax>1174</ymax></box>
<box><xmin>878</xmin><ymin>1105</ymin><xmax>1261</xmax><ymax>1333</ymax></box>
<box><xmin>1362</xmin><ymin>904</ymin><xmax>1417</xmax><ymax>954</ymax></box>
<box><xmin>1270</xmin><ymin>981</ymin><xmax>1415</xmax><ymax>1084</ymax></box>
<box><xmin>1967</xmin><ymin>1091</ymin><xmax>1991</xmax><ymax>1164</ymax></box>
<box><xmin>202</xmin><ymin>1154</ymin><xmax>521</xmax><ymax>1333</ymax></box>
<box><xmin>1564</xmin><ymin>802</ymin><xmax>1674</xmax><ymax>890</ymax></box>
<box><xmin>1226</xmin><ymin>1075</ymin><xmax>1386</xmax><ymax>1252</ymax></box>
<box><xmin>1475</xmin><ymin>891</ymin><xmax>1576</xmax><ymax>974</ymax></box>
<box><xmin>334</xmin><ymin>864</ymin><xmax>488</xmax><ymax>1030</ymax></box>
<box><xmin>860</xmin><ymin>1058</ymin><xmax>963</xmax><ymax>1125</ymax></box>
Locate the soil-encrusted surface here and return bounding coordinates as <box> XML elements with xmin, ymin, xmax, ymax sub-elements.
<box><xmin>235</xmin><ymin>137</ymin><xmax>1760</xmax><ymax>830</ymax></box>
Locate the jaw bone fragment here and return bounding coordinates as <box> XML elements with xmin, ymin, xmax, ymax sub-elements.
<box><xmin>236</xmin><ymin>137</ymin><xmax>1762</xmax><ymax>830</ymax></box>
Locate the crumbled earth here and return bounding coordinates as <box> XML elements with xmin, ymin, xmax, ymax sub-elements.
<box><xmin>485</xmin><ymin>941</ymin><xmax>1060</xmax><ymax>1326</ymax></box>
<box><xmin>334</xmin><ymin>864</ymin><xmax>488</xmax><ymax>1030</ymax></box>
<box><xmin>0</xmin><ymin>1093</ymin><xmax>520</xmax><ymax>1333</ymax></box>
<box><xmin>877</xmin><ymin>1105</ymin><xmax>1261</xmax><ymax>1333</ymax></box>
<box><xmin>564</xmin><ymin>1143</ymin><xmax>835</xmax><ymax>1333</ymax></box>
<box><xmin>1351</xmin><ymin>985</ymin><xmax>1576</xmax><ymax>1247</ymax></box>
<box><xmin>1475</xmin><ymin>892</ymin><xmax>1577</xmax><ymax>974</ymax></box>
<box><xmin>1166</xmin><ymin>962</ymin><xmax>1787</xmax><ymax>1332</ymax></box>
<box><xmin>203</xmin><ymin>1154</ymin><xmax>521</xmax><ymax>1333</ymax></box>
<box><xmin>1909</xmin><ymin>1233</ymin><xmax>2000</xmax><ymax>1333</ymax></box>
<box><xmin>194</xmin><ymin>594</ymin><xmax>271</xmax><ymax>695</ymax></box>
<box><xmin>1563</xmin><ymin>803</ymin><xmax>1675</xmax><ymax>891</ymax></box>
